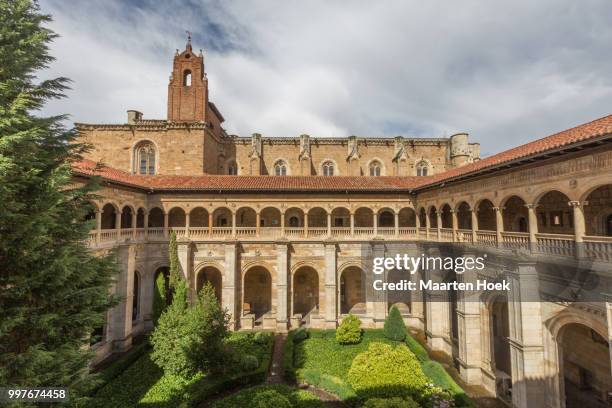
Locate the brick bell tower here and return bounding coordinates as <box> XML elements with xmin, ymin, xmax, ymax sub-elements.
<box><xmin>167</xmin><ymin>33</ymin><xmax>208</xmax><ymax>122</ymax></box>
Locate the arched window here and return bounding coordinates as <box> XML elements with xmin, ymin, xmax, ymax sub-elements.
<box><xmin>274</xmin><ymin>160</ymin><xmax>288</xmax><ymax>176</ymax></box>
<box><xmin>135</xmin><ymin>142</ymin><xmax>156</xmax><ymax>175</ymax></box>
<box><xmin>416</xmin><ymin>161</ymin><xmax>429</xmax><ymax>177</ymax></box>
<box><xmin>322</xmin><ymin>161</ymin><xmax>334</xmax><ymax>176</ymax></box>
<box><xmin>183</xmin><ymin>70</ymin><xmax>192</xmax><ymax>86</ymax></box>
<box><xmin>227</xmin><ymin>161</ymin><xmax>237</xmax><ymax>175</ymax></box>
<box><xmin>369</xmin><ymin>160</ymin><xmax>382</xmax><ymax>176</ymax></box>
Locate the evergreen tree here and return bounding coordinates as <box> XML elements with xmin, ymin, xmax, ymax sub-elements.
<box><xmin>152</xmin><ymin>272</ymin><xmax>167</xmax><ymax>324</ymax></box>
<box><xmin>384</xmin><ymin>305</ymin><xmax>407</xmax><ymax>341</ymax></box>
<box><xmin>168</xmin><ymin>231</ymin><xmax>181</xmax><ymax>291</ymax></box>
<box><xmin>0</xmin><ymin>0</ymin><xmax>117</xmax><ymax>396</ymax></box>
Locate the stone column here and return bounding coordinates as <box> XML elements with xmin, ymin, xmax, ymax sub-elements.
<box><xmin>143</xmin><ymin>210</ymin><xmax>149</xmax><ymax>239</ymax></box>
<box><xmin>394</xmin><ymin>211</ymin><xmax>399</xmax><ymax>237</ymax></box>
<box><xmin>436</xmin><ymin>210</ymin><xmax>442</xmax><ymax>241</ymax></box>
<box><xmin>327</xmin><ymin>212</ymin><xmax>332</xmax><ymax>236</ymax></box>
<box><xmin>231</xmin><ymin>211</ymin><xmax>237</xmax><ymax>237</ymax></box>
<box><xmin>131</xmin><ymin>209</ymin><xmax>137</xmax><ymax>239</ymax></box>
<box><xmin>176</xmin><ymin>240</ymin><xmax>192</xmax><ymax>281</ymax></box>
<box><xmin>424</xmin><ymin>247</ymin><xmax>452</xmax><ymax>354</ymax></box>
<box><xmin>280</xmin><ymin>212</ymin><xmax>285</xmax><ymax>236</ymax></box>
<box><xmin>373</xmin><ymin>212</ymin><xmax>378</xmax><ymax>236</ymax></box>
<box><xmin>425</xmin><ymin>210</ymin><xmax>431</xmax><ymax>240</ymax></box>
<box><xmin>569</xmin><ymin>201</ymin><xmax>587</xmax><ymax>258</ymax></box>
<box><xmin>471</xmin><ymin>209</ymin><xmax>478</xmax><ymax>243</ymax></box>
<box><xmin>455</xmin><ymin>253</ymin><xmax>482</xmax><ymax>384</ymax></box>
<box><xmin>525</xmin><ymin>204</ymin><xmax>538</xmax><ymax>251</ymax></box>
<box><xmin>506</xmin><ymin>262</ymin><xmax>545</xmax><ymax>408</ymax></box>
<box><xmin>185</xmin><ymin>211</ymin><xmax>190</xmax><ymax>238</ymax></box>
<box><xmin>256</xmin><ymin>212</ymin><xmax>261</xmax><ymax>237</ymax></box>
<box><xmin>493</xmin><ymin>206</ymin><xmax>504</xmax><ymax>246</ymax></box>
<box><xmin>304</xmin><ymin>212</ymin><xmax>309</xmax><ymax>238</ymax></box>
<box><xmin>163</xmin><ymin>211</ymin><xmax>169</xmax><ymax>238</ymax></box>
<box><xmin>451</xmin><ymin>209</ymin><xmax>458</xmax><ymax>242</ymax></box>
<box><xmin>208</xmin><ymin>212</ymin><xmax>213</xmax><ymax>236</ymax></box>
<box><xmin>370</xmin><ymin>241</ymin><xmax>387</xmax><ymax>327</ymax></box>
<box><xmin>141</xmin><ymin>256</ymin><xmax>154</xmax><ymax>331</ymax></box>
<box><xmin>115</xmin><ymin>209</ymin><xmax>121</xmax><ymax>230</ymax></box>
<box><xmin>222</xmin><ymin>241</ymin><xmax>239</xmax><ymax>329</ymax></box>
<box><xmin>324</xmin><ymin>241</ymin><xmax>338</xmax><ymax>328</ymax></box>
<box><xmin>350</xmin><ymin>212</ymin><xmax>355</xmax><ymax>236</ymax></box>
<box><xmin>606</xmin><ymin>297</ymin><xmax>612</xmax><ymax>377</ymax></box>
<box><xmin>111</xmin><ymin>244</ymin><xmax>136</xmax><ymax>351</ymax></box>
<box><xmin>276</xmin><ymin>240</ymin><xmax>289</xmax><ymax>331</ymax></box>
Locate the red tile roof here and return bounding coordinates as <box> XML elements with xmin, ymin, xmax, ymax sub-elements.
<box><xmin>72</xmin><ymin>114</ymin><xmax>612</xmax><ymax>192</ymax></box>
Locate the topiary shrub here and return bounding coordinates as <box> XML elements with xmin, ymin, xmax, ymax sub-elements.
<box><xmin>362</xmin><ymin>396</ymin><xmax>420</xmax><ymax>408</ymax></box>
<box><xmin>336</xmin><ymin>314</ymin><xmax>362</xmax><ymax>344</ymax></box>
<box><xmin>384</xmin><ymin>305</ymin><xmax>407</xmax><ymax>341</ymax></box>
<box><xmin>150</xmin><ymin>282</ymin><xmax>230</xmax><ymax>377</ymax></box>
<box><xmin>251</xmin><ymin>389</ymin><xmax>292</xmax><ymax>408</ymax></box>
<box><xmin>253</xmin><ymin>331</ymin><xmax>270</xmax><ymax>344</ymax></box>
<box><xmin>293</xmin><ymin>327</ymin><xmax>308</xmax><ymax>343</ymax></box>
<box><xmin>348</xmin><ymin>342</ymin><xmax>428</xmax><ymax>401</ymax></box>
<box><xmin>240</xmin><ymin>354</ymin><xmax>259</xmax><ymax>371</ymax></box>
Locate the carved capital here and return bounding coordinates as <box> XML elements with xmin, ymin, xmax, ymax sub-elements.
<box><xmin>568</xmin><ymin>200</ymin><xmax>588</xmax><ymax>208</ymax></box>
<box><xmin>524</xmin><ymin>203</ymin><xmax>538</xmax><ymax>210</ymax></box>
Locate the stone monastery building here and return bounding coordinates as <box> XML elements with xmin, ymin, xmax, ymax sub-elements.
<box><xmin>74</xmin><ymin>38</ymin><xmax>612</xmax><ymax>408</ymax></box>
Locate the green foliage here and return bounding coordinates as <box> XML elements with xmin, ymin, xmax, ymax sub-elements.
<box><xmin>150</xmin><ymin>282</ymin><xmax>229</xmax><ymax>377</ymax></box>
<box><xmin>168</xmin><ymin>231</ymin><xmax>181</xmax><ymax>290</ymax></box>
<box><xmin>0</xmin><ymin>0</ymin><xmax>117</xmax><ymax>397</ymax></box>
<box><xmin>336</xmin><ymin>314</ymin><xmax>362</xmax><ymax>344</ymax></box>
<box><xmin>240</xmin><ymin>354</ymin><xmax>259</xmax><ymax>371</ymax></box>
<box><xmin>253</xmin><ymin>331</ymin><xmax>269</xmax><ymax>344</ymax></box>
<box><xmin>404</xmin><ymin>334</ymin><xmax>428</xmax><ymax>362</ymax></box>
<box><xmin>421</xmin><ymin>360</ymin><xmax>475</xmax><ymax>407</ymax></box>
<box><xmin>153</xmin><ymin>272</ymin><xmax>168</xmax><ymax>324</ymax></box>
<box><xmin>211</xmin><ymin>385</ymin><xmax>325</xmax><ymax>408</ymax></box>
<box><xmin>362</xmin><ymin>396</ymin><xmax>420</xmax><ymax>408</ymax></box>
<box><xmin>384</xmin><ymin>306</ymin><xmax>407</xmax><ymax>341</ymax></box>
<box><xmin>347</xmin><ymin>342</ymin><xmax>428</xmax><ymax>401</ymax></box>
<box><xmin>252</xmin><ymin>389</ymin><xmax>292</xmax><ymax>408</ymax></box>
<box><xmin>283</xmin><ymin>331</ymin><xmax>296</xmax><ymax>381</ymax></box>
<box><xmin>293</xmin><ymin>326</ymin><xmax>309</xmax><ymax>342</ymax></box>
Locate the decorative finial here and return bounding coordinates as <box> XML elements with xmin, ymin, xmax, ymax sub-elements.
<box><xmin>186</xmin><ymin>30</ymin><xmax>192</xmax><ymax>43</ymax></box>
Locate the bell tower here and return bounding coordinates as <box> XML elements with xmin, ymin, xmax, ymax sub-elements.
<box><xmin>167</xmin><ymin>33</ymin><xmax>208</xmax><ymax>122</ymax></box>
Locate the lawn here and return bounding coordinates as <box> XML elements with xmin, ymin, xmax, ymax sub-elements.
<box><xmin>87</xmin><ymin>332</ymin><xmax>273</xmax><ymax>407</ymax></box>
<box><xmin>289</xmin><ymin>328</ymin><xmax>474</xmax><ymax>407</ymax></box>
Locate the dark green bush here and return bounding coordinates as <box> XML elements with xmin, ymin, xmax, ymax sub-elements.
<box><xmin>283</xmin><ymin>331</ymin><xmax>296</xmax><ymax>381</ymax></box>
<box><xmin>293</xmin><ymin>327</ymin><xmax>308</xmax><ymax>342</ymax></box>
<box><xmin>362</xmin><ymin>396</ymin><xmax>420</xmax><ymax>408</ymax></box>
<box><xmin>384</xmin><ymin>306</ymin><xmax>407</xmax><ymax>341</ymax></box>
<box><xmin>252</xmin><ymin>389</ymin><xmax>292</xmax><ymax>408</ymax></box>
<box><xmin>347</xmin><ymin>342</ymin><xmax>428</xmax><ymax>401</ymax></box>
<box><xmin>240</xmin><ymin>354</ymin><xmax>259</xmax><ymax>371</ymax></box>
<box><xmin>336</xmin><ymin>314</ymin><xmax>362</xmax><ymax>344</ymax></box>
<box><xmin>253</xmin><ymin>331</ymin><xmax>269</xmax><ymax>344</ymax></box>
<box><xmin>404</xmin><ymin>334</ymin><xmax>428</xmax><ymax>362</ymax></box>
<box><xmin>152</xmin><ymin>272</ymin><xmax>167</xmax><ymax>325</ymax></box>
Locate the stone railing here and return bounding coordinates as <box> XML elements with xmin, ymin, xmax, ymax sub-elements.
<box><xmin>86</xmin><ymin>226</ymin><xmax>612</xmax><ymax>264</ymax></box>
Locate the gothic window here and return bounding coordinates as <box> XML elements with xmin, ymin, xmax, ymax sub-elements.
<box><xmin>227</xmin><ymin>161</ymin><xmax>237</xmax><ymax>175</ymax></box>
<box><xmin>322</xmin><ymin>161</ymin><xmax>334</xmax><ymax>176</ymax></box>
<box><xmin>274</xmin><ymin>160</ymin><xmax>288</xmax><ymax>176</ymax></box>
<box><xmin>416</xmin><ymin>160</ymin><xmax>429</xmax><ymax>177</ymax></box>
<box><xmin>369</xmin><ymin>160</ymin><xmax>382</xmax><ymax>176</ymax></box>
<box><xmin>135</xmin><ymin>142</ymin><xmax>156</xmax><ymax>175</ymax></box>
<box><xmin>183</xmin><ymin>70</ymin><xmax>192</xmax><ymax>86</ymax></box>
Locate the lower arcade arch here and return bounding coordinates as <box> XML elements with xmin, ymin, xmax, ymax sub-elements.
<box><xmin>292</xmin><ymin>267</ymin><xmax>320</xmax><ymax>319</ymax></box>
<box><xmin>340</xmin><ymin>266</ymin><xmax>366</xmax><ymax>315</ymax></box>
<box><xmin>196</xmin><ymin>266</ymin><xmax>222</xmax><ymax>303</ymax></box>
<box><xmin>243</xmin><ymin>266</ymin><xmax>272</xmax><ymax>321</ymax></box>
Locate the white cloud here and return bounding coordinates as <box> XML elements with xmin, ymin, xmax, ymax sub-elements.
<box><xmin>39</xmin><ymin>0</ymin><xmax>612</xmax><ymax>155</ymax></box>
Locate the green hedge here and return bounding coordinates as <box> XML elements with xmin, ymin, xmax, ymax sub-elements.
<box><xmin>211</xmin><ymin>384</ymin><xmax>325</xmax><ymax>408</ymax></box>
<box><xmin>283</xmin><ymin>331</ymin><xmax>296</xmax><ymax>382</ymax></box>
<box><xmin>404</xmin><ymin>334</ymin><xmax>428</xmax><ymax>362</ymax></box>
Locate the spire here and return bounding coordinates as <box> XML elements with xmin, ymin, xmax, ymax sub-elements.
<box><xmin>185</xmin><ymin>30</ymin><xmax>192</xmax><ymax>52</ymax></box>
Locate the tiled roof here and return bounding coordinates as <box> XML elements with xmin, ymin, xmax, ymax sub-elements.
<box><xmin>72</xmin><ymin>160</ymin><xmax>426</xmax><ymax>192</ymax></box>
<box><xmin>72</xmin><ymin>114</ymin><xmax>612</xmax><ymax>192</ymax></box>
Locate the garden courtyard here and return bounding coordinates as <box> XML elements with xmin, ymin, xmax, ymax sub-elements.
<box><xmin>88</xmin><ymin>305</ymin><xmax>479</xmax><ymax>408</ymax></box>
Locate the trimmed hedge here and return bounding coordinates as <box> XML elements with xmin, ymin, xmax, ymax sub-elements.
<box><xmin>88</xmin><ymin>341</ymin><xmax>150</xmax><ymax>395</ymax></box>
<box><xmin>211</xmin><ymin>384</ymin><xmax>325</xmax><ymax>408</ymax></box>
<box><xmin>362</xmin><ymin>396</ymin><xmax>420</xmax><ymax>408</ymax></box>
<box><xmin>404</xmin><ymin>334</ymin><xmax>428</xmax><ymax>362</ymax></box>
<box><xmin>336</xmin><ymin>314</ymin><xmax>362</xmax><ymax>344</ymax></box>
<box><xmin>283</xmin><ymin>331</ymin><xmax>296</xmax><ymax>382</ymax></box>
<box><xmin>383</xmin><ymin>306</ymin><xmax>407</xmax><ymax>341</ymax></box>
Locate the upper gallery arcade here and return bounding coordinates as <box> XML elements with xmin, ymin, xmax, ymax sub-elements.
<box><xmin>75</xmin><ymin>38</ymin><xmax>480</xmax><ymax>177</ymax></box>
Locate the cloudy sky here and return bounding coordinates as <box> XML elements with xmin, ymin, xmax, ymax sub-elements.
<box><xmin>39</xmin><ymin>0</ymin><xmax>612</xmax><ymax>156</ymax></box>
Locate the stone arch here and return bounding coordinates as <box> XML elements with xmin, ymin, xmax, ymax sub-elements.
<box><xmin>377</xmin><ymin>207</ymin><xmax>395</xmax><ymax>227</ymax></box>
<box><xmin>292</xmin><ymin>266</ymin><xmax>319</xmax><ymax>319</ymax></box>
<box><xmin>260</xmin><ymin>207</ymin><xmax>281</xmax><ymax>227</ymax></box>
<box><xmin>284</xmin><ymin>207</ymin><xmax>304</xmax><ymax>228</ymax></box>
<box><xmin>367</xmin><ymin>158</ymin><xmax>384</xmax><ymax>176</ymax></box>
<box><xmin>354</xmin><ymin>207</ymin><xmax>374</xmax><ymax>227</ymax></box>
<box><xmin>583</xmin><ymin>184</ymin><xmax>612</xmax><ymax>236</ymax></box>
<box><xmin>136</xmin><ymin>207</ymin><xmax>145</xmax><ymax>228</ymax></box>
<box><xmin>476</xmin><ymin>199</ymin><xmax>496</xmax><ymax>231</ymax></box>
<box><xmin>132</xmin><ymin>270</ymin><xmax>141</xmax><ymax>321</ymax></box>
<box><xmin>148</xmin><ymin>207</ymin><xmax>164</xmax><ymax>228</ymax></box>
<box><xmin>320</xmin><ymin>159</ymin><xmax>338</xmax><ymax>176</ymax></box>
<box><xmin>339</xmin><ymin>266</ymin><xmax>366</xmax><ymax>315</ymax></box>
<box><xmin>483</xmin><ymin>294</ymin><xmax>512</xmax><ymax>402</ymax></box>
<box><xmin>196</xmin><ymin>266</ymin><xmax>222</xmax><ymax>303</ymax></box>
<box><xmin>387</xmin><ymin>268</ymin><xmax>411</xmax><ymax>315</ymax></box>
<box><xmin>536</xmin><ymin>190</ymin><xmax>573</xmax><ymax>235</ymax></box>
<box><xmin>440</xmin><ymin>203</ymin><xmax>453</xmax><ymax>228</ymax></box>
<box><xmin>120</xmin><ymin>205</ymin><xmax>135</xmax><ymax>228</ymax></box>
<box><xmin>331</xmin><ymin>207</ymin><xmax>350</xmax><ymax>228</ymax></box>
<box><xmin>101</xmin><ymin>203</ymin><xmax>118</xmax><ymax>229</ymax></box>
<box><xmin>428</xmin><ymin>205</ymin><xmax>438</xmax><ymax>228</ymax></box>
<box><xmin>273</xmin><ymin>159</ymin><xmax>290</xmax><ymax>176</ymax></box>
<box><xmin>168</xmin><ymin>207</ymin><xmax>186</xmax><ymax>227</ymax></box>
<box><xmin>226</xmin><ymin>159</ymin><xmax>238</xmax><ymax>175</ymax></box>
<box><xmin>307</xmin><ymin>207</ymin><xmax>327</xmax><ymax>227</ymax></box>
<box><xmin>456</xmin><ymin>201</ymin><xmax>472</xmax><ymax>229</ymax></box>
<box><xmin>418</xmin><ymin>207</ymin><xmax>427</xmax><ymax>227</ymax></box>
<box><xmin>190</xmin><ymin>207</ymin><xmax>209</xmax><ymax>227</ymax></box>
<box><xmin>243</xmin><ymin>265</ymin><xmax>273</xmax><ymax>321</ymax></box>
<box><xmin>212</xmin><ymin>207</ymin><xmax>232</xmax><ymax>227</ymax></box>
<box><xmin>132</xmin><ymin>139</ymin><xmax>158</xmax><ymax>175</ymax></box>
<box><xmin>398</xmin><ymin>207</ymin><xmax>416</xmax><ymax>227</ymax></box>
<box><xmin>236</xmin><ymin>206</ymin><xmax>256</xmax><ymax>227</ymax></box>
<box><xmin>502</xmin><ymin>195</ymin><xmax>529</xmax><ymax>232</ymax></box>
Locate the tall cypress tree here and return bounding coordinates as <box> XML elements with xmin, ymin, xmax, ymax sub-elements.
<box><xmin>0</xmin><ymin>0</ymin><xmax>117</xmax><ymax>396</ymax></box>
